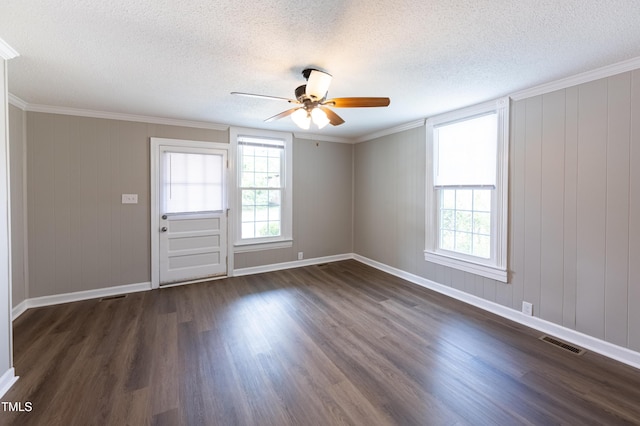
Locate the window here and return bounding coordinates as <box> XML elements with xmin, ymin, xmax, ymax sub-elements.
<box><xmin>425</xmin><ymin>98</ymin><xmax>509</xmax><ymax>282</ymax></box>
<box><xmin>239</xmin><ymin>138</ymin><xmax>283</xmax><ymax>238</ymax></box>
<box><xmin>230</xmin><ymin>128</ymin><xmax>293</xmax><ymax>252</ymax></box>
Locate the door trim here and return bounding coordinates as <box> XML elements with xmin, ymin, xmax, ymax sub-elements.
<box><xmin>150</xmin><ymin>137</ymin><xmax>231</xmax><ymax>289</ymax></box>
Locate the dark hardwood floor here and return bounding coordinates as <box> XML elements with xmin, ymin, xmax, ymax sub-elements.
<box><xmin>3</xmin><ymin>260</ymin><xmax>640</xmax><ymax>425</ymax></box>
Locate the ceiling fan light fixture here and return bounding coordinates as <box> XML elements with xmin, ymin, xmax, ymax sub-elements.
<box><xmin>291</xmin><ymin>108</ymin><xmax>311</xmax><ymax>130</ymax></box>
<box><xmin>305</xmin><ymin>69</ymin><xmax>332</xmax><ymax>100</ymax></box>
<box><xmin>311</xmin><ymin>107</ymin><xmax>330</xmax><ymax>129</ymax></box>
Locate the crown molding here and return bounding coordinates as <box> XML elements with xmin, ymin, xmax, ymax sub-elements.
<box><xmin>510</xmin><ymin>55</ymin><xmax>640</xmax><ymax>101</ymax></box>
<box><xmin>293</xmin><ymin>132</ymin><xmax>353</xmax><ymax>144</ymax></box>
<box><xmin>0</xmin><ymin>38</ymin><xmax>19</xmax><ymax>60</ymax></box>
<box><xmin>8</xmin><ymin>93</ymin><xmax>28</xmax><ymax>110</ymax></box>
<box><xmin>354</xmin><ymin>119</ymin><xmax>426</xmax><ymax>143</ymax></box>
<box><xmin>7</xmin><ymin>96</ymin><xmax>229</xmax><ymax>131</ymax></box>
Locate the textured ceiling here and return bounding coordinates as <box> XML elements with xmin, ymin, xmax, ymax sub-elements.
<box><xmin>3</xmin><ymin>1</ymin><xmax>640</xmax><ymax>139</ymax></box>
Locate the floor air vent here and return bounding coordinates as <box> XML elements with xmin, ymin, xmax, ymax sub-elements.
<box><xmin>100</xmin><ymin>294</ymin><xmax>127</xmax><ymax>301</ymax></box>
<box><xmin>539</xmin><ymin>335</ymin><xmax>586</xmax><ymax>355</ymax></box>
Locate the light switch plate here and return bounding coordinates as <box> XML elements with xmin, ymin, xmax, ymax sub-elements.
<box><xmin>122</xmin><ymin>194</ymin><xmax>138</xmax><ymax>204</ymax></box>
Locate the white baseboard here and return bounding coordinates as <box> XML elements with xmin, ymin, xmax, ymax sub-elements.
<box><xmin>233</xmin><ymin>253</ymin><xmax>353</xmax><ymax>277</ymax></box>
<box><xmin>353</xmin><ymin>254</ymin><xmax>640</xmax><ymax>370</ymax></box>
<box><xmin>11</xmin><ymin>299</ymin><xmax>29</xmax><ymax>321</ymax></box>
<box><xmin>0</xmin><ymin>368</ymin><xmax>18</xmax><ymax>399</ymax></box>
<box><xmin>11</xmin><ymin>281</ymin><xmax>152</xmax><ymax>321</ymax></box>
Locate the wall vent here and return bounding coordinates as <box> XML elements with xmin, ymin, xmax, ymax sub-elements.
<box><xmin>100</xmin><ymin>294</ymin><xmax>127</xmax><ymax>301</ymax></box>
<box><xmin>539</xmin><ymin>335</ymin><xmax>586</xmax><ymax>355</ymax></box>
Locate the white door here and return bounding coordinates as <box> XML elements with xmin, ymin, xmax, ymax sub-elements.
<box><xmin>158</xmin><ymin>146</ymin><xmax>227</xmax><ymax>285</ymax></box>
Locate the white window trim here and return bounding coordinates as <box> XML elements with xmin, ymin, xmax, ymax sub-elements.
<box><xmin>229</xmin><ymin>126</ymin><xmax>293</xmax><ymax>253</ymax></box>
<box><xmin>424</xmin><ymin>97</ymin><xmax>509</xmax><ymax>282</ymax></box>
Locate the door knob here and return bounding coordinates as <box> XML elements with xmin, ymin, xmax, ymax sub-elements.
<box><xmin>161</xmin><ymin>227</ymin><xmax>167</xmax><ymax>232</ymax></box>
<box><xmin>162</xmin><ymin>215</ymin><xmax>167</xmax><ymax>220</ymax></box>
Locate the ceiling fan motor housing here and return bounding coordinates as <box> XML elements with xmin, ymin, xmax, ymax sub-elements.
<box><xmin>295</xmin><ymin>84</ymin><xmax>307</xmax><ymax>101</ymax></box>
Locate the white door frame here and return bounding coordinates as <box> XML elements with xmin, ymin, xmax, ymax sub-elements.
<box><xmin>150</xmin><ymin>137</ymin><xmax>231</xmax><ymax>289</ymax></box>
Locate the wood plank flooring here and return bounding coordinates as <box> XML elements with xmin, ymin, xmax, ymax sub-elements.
<box><xmin>3</xmin><ymin>260</ymin><xmax>640</xmax><ymax>425</ymax></box>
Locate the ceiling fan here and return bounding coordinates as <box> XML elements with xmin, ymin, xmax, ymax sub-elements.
<box><xmin>231</xmin><ymin>68</ymin><xmax>390</xmax><ymax>130</ymax></box>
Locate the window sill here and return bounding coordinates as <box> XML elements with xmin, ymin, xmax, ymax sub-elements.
<box><xmin>234</xmin><ymin>239</ymin><xmax>293</xmax><ymax>253</ymax></box>
<box><xmin>424</xmin><ymin>250</ymin><xmax>508</xmax><ymax>282</ymax></box>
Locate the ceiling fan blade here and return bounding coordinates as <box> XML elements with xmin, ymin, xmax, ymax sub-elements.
<box><xmin>305</xmin><ymin>70</ymin><xmax>333</xmax><ymax>99</ymax></box>
<box><xmin>231</xmin><ymin>92</ymin><xmax>299</xmax><ymax>104</ymax></box>
<box><xmin>323</xmin><ymin>97</ymin><xmax>390</xmax><ymax>108</ymax></box>
<box><xmin>264</xmin><ymin>107</ymin><xmax>302</xmax><ymax>122</ymax></box>
<box><xmin>319</xmin><ymin>107</ymin><xmax>345</xmax><ymax>126</ymax></box>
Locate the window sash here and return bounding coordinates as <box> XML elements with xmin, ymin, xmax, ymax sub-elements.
<box><xmin>437</xmin><ymin>188</ymin><xmax>493</xmax><ymax>260</ymax></box>
<box><xmin>434</xmin><ymin>112</ymin><xmax>497</xmax><ymax>188</ymax></box>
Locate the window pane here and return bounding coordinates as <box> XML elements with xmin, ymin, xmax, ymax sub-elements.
<box><xmin>441</xmin><ymin>230</ymin><xmax>454</xmax><ymax>251</ymax></box>
<box><xmin>455</xmin><ymin>211</ymin><xmax>472</xmax><ymax>232</ymax></box>
<box><xmin>163</xmin><ymin>152</ymin><xmax>223</xmax><ymax>214</ymax></box>
<box><xmin>474</xmin><ymin>234</ymin><xmax>491</xmax><ymax>259</ymax></box>
<box><xmin>268</xmin><ymin>157</ymin><xmax>280</xmax><ymax>173</ymax></box>
<box><xmin>256</xmin><ymin>190</ymin><xmax>268</xmax><ymax>206</ymax></box>
<box><xmin>441</xmin><ymin>209</ymin><xmax>455</xmax><ymax>231</ymax></box>
<box><xmin>268</xmin><ymin>173</ymin><xmax>281</xmax><ymax>188</ymax></box>
<box><xmin>255</xmin><ymin>205</ymin><xmax>269</xmax><ymax>221</ymax></box>
<box><xmin>455</xmin><ymin>231</ymin><xmax>472</xmax><ymax>254</ymax></box>
<box><xmin>242</xmin><ymin>222</ymin><xmax>255</xmax><ymax>239</ymax></box>
<box><xmin>255</xmin><ymin>172</ymin><xmax>269</xmax><ymax>187</ymax></box>
<box><xmin>241</xmin><ymin>172</ymin><xmax>254</xmax><ymax>187</ymax></box>
<box><xmin>473</xmin><ymin>189</ymin><xmax>491</xmax><ymax>212</ymax></box>
<box><xmin>473</xmin><ymin>212</ymin><xmax>491</xmax><ymax>235</ymax></box>
<box><xmin>455</xmin><ymin>189</ymin><xmax>473</xmax><ymax>210</ymax></box>
<box><xmin>255</xmin><ymin>156</ymin><xmax>268</xmax><ymax>173</ymax></box>
<box><xmin>242</xmin><ymin>156</ymin><xmax>254</xmax><ymax>174</ymax></box>
<box><xmin>256</xmin><ymin>221</ymin><xmax>280</xmax><ymax>237</ymax></box>
<box><xmin>442</xmin><ymin>189</ymin><xmax>456</xmax><ymax>209</ymax></box>
<box><xmin>242</xmin><ymin>206</ymin><xmax>255</xmax><ymax>222</ymax></box>
<box><xmin>243</xmin><ymin>145</ymin><xmax>255</xmax><ymax>156</ymax></box>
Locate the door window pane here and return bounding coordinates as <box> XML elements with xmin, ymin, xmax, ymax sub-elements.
<box><xmin>163</xmin><ymin>152</ymin><xmax>223</xmax><ymax>213</ymax></box>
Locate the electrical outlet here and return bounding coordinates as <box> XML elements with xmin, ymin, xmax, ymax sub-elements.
<box><xmin>522</xmin><ymin>301</ymin><xmax>533</xmax><ymax>316</ymax></box>
<box><xmin>297</xmin><ymin>252</ymin><xmax>304</xmax><ymax>260</ymax></box>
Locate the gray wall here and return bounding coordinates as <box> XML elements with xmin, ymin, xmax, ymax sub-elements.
<box><xmin>26</xmin><ymin>112</ymin><xmax>227</xmax><ymax>298</ymax></box>
<box><xmin>234</xmin><ymin>137</ymin><xmax>353</xmax><ymax>268</ymax></box>
<box><xmin>354</xmin><ymin>69</ymin><xmax>640</xmax><ymax>353</ymax></box>
<box><xmin>9</xmin><ymin>104</ymin><xmax>25</xmax><ymax>307</ymax></box>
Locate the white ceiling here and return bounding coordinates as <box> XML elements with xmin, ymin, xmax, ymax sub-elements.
<box><xmin>3</xmin><ymin>1</ymin><xmax>640</xmax><ymax>139</ymax></box>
